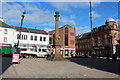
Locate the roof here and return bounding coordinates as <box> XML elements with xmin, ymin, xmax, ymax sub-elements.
<box><xmin>14</xmin><ymin>26</ymin><xmax>48</xmax><ymax>35</ymax></box>
<box><xmin>59</xmin><ymin>24</ymin><xmax>73</xmax><ymax>29</ymax></box>
<box><xmin>49</xmin><ymin>24</ymin><xmax>74</xmax><ymax>33</ymax></box>
<box><xmin>0</xmin><ymin>21</ymin><xmax>48</xmax><ymax>35</ymax></box>
<box><xmin>0</xmin><ymin>21</ymin><xmax>14</xmax><ymax>29</ymax></box>
<box><xmin>79</xmin><ymin>32</ymin><xmax>91</xmax><ymax>40</ymax></box>
<box><xmin>106</xmin><ymin>18</ymin><xmax>115</xmax><ymax>22</ymax></box>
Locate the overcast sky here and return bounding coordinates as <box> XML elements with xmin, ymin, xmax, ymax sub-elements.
<box><xmin>0</xmin><ymin>0</ymin><xmax>119</xmax><ymax>35</ymax></box>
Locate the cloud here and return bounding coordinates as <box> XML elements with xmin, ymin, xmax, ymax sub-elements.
<box><xmin>116</xmin><ymin>19</ymin><xmax>120</xmax><ymax>25</ymax></box>
<box><xmin>76</xmin><ymin>26</ymin><xmax>91</xmax><ymax>35</ymax></box>
<box><xmin>0</xmin><ymin>2</ymin><xmax>2</xmax><ymax>17</ymax></box>
<box><xmin>44</xmin><ymin>28</ymin><xmax>53</xmax><ymax>32</ymax></box>
<box><xmin>2</xmin><ymin>2</ymin><xmax>24</xmax><ymax>22</ymax></box>
<box><xmin>60</xmin><ymin>16</ymin><xmax>76</xmax><ymax>26</ymax></box>
<box><xmin>60</xmin><ymin>15</ymin><xmax>76</xmax><ymax>26</ymax></box>
<box><xmin>2</xmin><ymin>0</ymin><xmax>119</xmax><ymax>2</ymax></box>
<box><xmin>70</xmin><ymin>15</ymin><xmax>76</xmax><ymax>19</ymax></box>
<box><xmin>92</xmin><ymin>11</ymin><xmax>101</xmax><ymax>18</ymax></box>
<box><xmin>50</xmin><ymin>2</ymin><xmax>101</xmax><ymax>12</ymax></box>
<box><xmin>2</xmin><ymin>2</ymin><xmax>54</xmax><ymax>26</ymax></box>
<box><xmin>89</xmin><ymin>11</ymin><xmax>101</xmax><ymax>19</ymax></box>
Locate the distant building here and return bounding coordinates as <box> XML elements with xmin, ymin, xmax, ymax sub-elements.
<box><xmin>49</xmin><ymin>24</ymin><xmax>76</xmax><ymax>57</ymax></box>
<box><xmin>76</xmin><ymin>18</ymin><xmax>120</xmax><ymax>57</ymax></box>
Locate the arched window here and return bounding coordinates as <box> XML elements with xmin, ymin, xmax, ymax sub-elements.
<box><xmin>53</xmin><ymin>33</ymin><xmax>55</xmax><ymax>45</ymax></box>
<box><xmin>65</xmin><ymin>27</ymin><xmax>68</xmax><ymax>46</ymax></box>
<box><xmin>107</xmin><ymin>34</ymin><xmax>111</xmax><ymax>43</ymax></box>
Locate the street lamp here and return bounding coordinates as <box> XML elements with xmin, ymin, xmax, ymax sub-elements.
<box><xmin>89</xmin><ymin>0</ymin><xmax>93</xmax><ymax>69</ymax></box>
<box><xmin>16</xmin><ymin>11</ymin><xmax>26</xmax><ymax>55</ymax></box>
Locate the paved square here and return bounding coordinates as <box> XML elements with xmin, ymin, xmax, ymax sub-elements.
<box><xmin>2</xmin><ymin>58</ymin><xmax>119</xmax><ymax>78</ymax></box>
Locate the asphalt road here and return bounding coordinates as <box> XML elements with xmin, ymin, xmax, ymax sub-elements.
<box><xmin>1</xmin><ymin>57</ymin><xmax>120</xmax><ymax>78</ymax></box>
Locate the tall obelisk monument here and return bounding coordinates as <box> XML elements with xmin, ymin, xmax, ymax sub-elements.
<box><xmin>54</xmin><ymin>11</ymin><xmax>60</xmax><ymax>54</ymax></box>
<box><xmin>52</xmin><ymin>10</ymin><xmax>67</xmax><ymax>61</ymax></box>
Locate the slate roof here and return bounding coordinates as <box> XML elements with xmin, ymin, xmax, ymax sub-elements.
<box><xmin>0</xmin><ymin>21</ymin><xmax>13</xmax><ymax>28</ymax></box>
<box><xmin>14</xmin><ymin>26</ymin><xmax>48</xmax><ymax>35</ymax></box>
<box><xmin>78</xmin><ymin>32</ymin><xmax>91</xmax><ymax>40</ymax></box>
<box><xmin>0</xmin><ymin>21</ymin><xmax>48</xmax><ymax>35</ymax></box>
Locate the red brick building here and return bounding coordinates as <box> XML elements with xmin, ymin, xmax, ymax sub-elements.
<box><xmin>76</xmin><ymin>18</ymin><xmax>120</xmax><ymax>57</ymax></box>
<box><xmin>76</xmin><ymin>33</ymin><xmax>91</xmax><ymax>57</ymax></box>
<box><xmin>49</xmin><ymin>24</ymin><xmax>76</xmax><ymax>57</ymax></box>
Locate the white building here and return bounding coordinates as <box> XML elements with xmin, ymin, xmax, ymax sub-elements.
<box><xmin>13</xmin><ymin>26</ymin><xmax>49</xmax><ymax>53</ymax></box>
<box><xmin>0</xmin><ymin>19</ymin><xmax>49</xmax><ymax>54</ymax></box>
<box><xmin>0</xmin><ymin>21</ymin><xmax>15</xmax><ymax>46</ymax></box>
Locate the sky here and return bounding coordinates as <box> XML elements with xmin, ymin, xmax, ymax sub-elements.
<box><xmin>0</xmin><ymin>1</ymin><xmax>119</xmax><ymax>35</ymax></box>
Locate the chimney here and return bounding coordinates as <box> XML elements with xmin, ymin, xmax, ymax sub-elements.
<box><xmin>0</xmin><ymin>17</ymin><xmax>4</xmax><ymax>22</ymax></box>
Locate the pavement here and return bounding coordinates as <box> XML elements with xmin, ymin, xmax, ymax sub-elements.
<box><xmin>1</xmin><ymin>57</ymin><xmax>120</xmax><ymax>78</ymax></box>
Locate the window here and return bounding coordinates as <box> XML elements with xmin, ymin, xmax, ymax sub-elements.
<box><xmin>23</xmin><ymin>35</ymin><xmax>27</xmax><ymax>40</ymax></box>
<box><xmin>22</xmin><ymin>35</ymin><xmax>24</xmax><ymax>40</ymax></box>
<box><xmin>24</xmin><ymin>35</ymin><xmax>26</xmax><ymax>40</ymax></box>
<box><xmin>26</xmin><ymin>35</ymin><xmax>28</xmax><ymax>40</ymax></box>
<box><xmin>4</xmin><ymin>37</ymin><xmax>7</xmax><ymax>42</ymax></box>
<box><xmin>65</xmin><ymin>27</ymin><xmax>68</xmax><ymax>46</ymax></box>
<box><xmin>31</xmin><ymin>35</ymin><xmax>33</xmax><ymax>40</ymax></box>
<box><xmin>70</xmin><ymin>32</ymin><xmax>74</xmax><ymax>36</ymax></box>
<box><xmin>43</xmin><ymin>37</ymin><xmax>46</xmax><ymax>41</ymax></box>
<box><xmin>17</xmin><ymin>34</ymin><xmax>20</xmax><ymax>39</ymax></box>
<box><xmin>40</xmin><ymin>36</ymin><xmax>42</xmax><ymax>41</ymax></box>
<box><xmin>49</xmin><ymin>37</ymin><xmax>52</xmax><ymax>44</ymax></box>
<box><xmin>39</xmin><ymin>49</ymin><xmax>41</xmax><ymax>52</ymax></box>
<box><xmin>35</xmin><ymin>36</ymin><xmax>37</xmax><ymax>41</ymax></box>
<box><xmin>4</xmin><ymin>29</ymin><xmax>8</xmax><ymax>34</ymax></box>
<box><xmin>114</xmin><ymin>34</ymin><xmax>116</xmax><ymax>38</ymax></box>
<box><xmin>98</xmin><ymin>27</ymin><xmax>101</xmax><ymax>30</ymax></box>
<box><xmin>107</xmin><ymin>34</ymin><xmax>111</xmax><ymax>43</ymax></box>
<box><xmin>42</xmin><ymin>49</ymin><xmax>46</xmax><ymax>52</ymax></box>
<box><xmin>70</xmin><ymin>40</ymin><xmax>74</xmax><ymax>45</ymax></box>
<box><xmin>53</xmin><ymin>33</ymin><xmax>55</xmax><ymax>44</ymax></box>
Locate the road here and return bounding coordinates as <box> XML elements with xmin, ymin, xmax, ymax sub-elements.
<box><xmin>1</xmin><ymin>57</ymin><xmax>120</xmax><ymax>79</ymax></box>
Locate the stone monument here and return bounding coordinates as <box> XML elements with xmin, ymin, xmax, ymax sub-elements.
<box><xmin>51</xmin><ymin>10</ymin><xmax>67</xmax><ymax>61</ymax></box>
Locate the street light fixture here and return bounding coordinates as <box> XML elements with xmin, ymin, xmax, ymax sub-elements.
<box><xmin>16</xmin><ymin>11</ymin><xmax>26</xmax><ymax>55</ymax></box>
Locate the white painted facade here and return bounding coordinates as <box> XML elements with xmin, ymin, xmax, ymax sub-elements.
<box><xmin>14</xmin><ymin>30</ymin><xmax>49</xmax><ymax>53</ymax></box>
<box><xmin>0</xmin><ymin>26</ymin><xmax>15</xmax><ymax>46</ymax></box>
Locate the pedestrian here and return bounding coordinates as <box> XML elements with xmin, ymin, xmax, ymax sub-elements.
<box><xmin>106</xmin><ymin>53</ymin><xmax>110</xmax><ymax>62</ymax></box>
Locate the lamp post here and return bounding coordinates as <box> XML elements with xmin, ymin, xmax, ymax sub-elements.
<box><xmin>17</xmin><ymin>11</ymin><xmax>26</xmax><ymax>55</ymax></box>
<box><xmin>90</xmin><ymin>0</ymin><xmax>93</xmax><ymax>69</ymax></box>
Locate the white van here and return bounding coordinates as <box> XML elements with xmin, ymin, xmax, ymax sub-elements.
<box><xmin>21</xmin><ymin>47</ymin><xmax>51</xmax><ymax>58</ymax></box>
<box><xmin>37</xmin><ymin>48</ymin><xmax>50</xmax><ymax>57</ymax></box>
